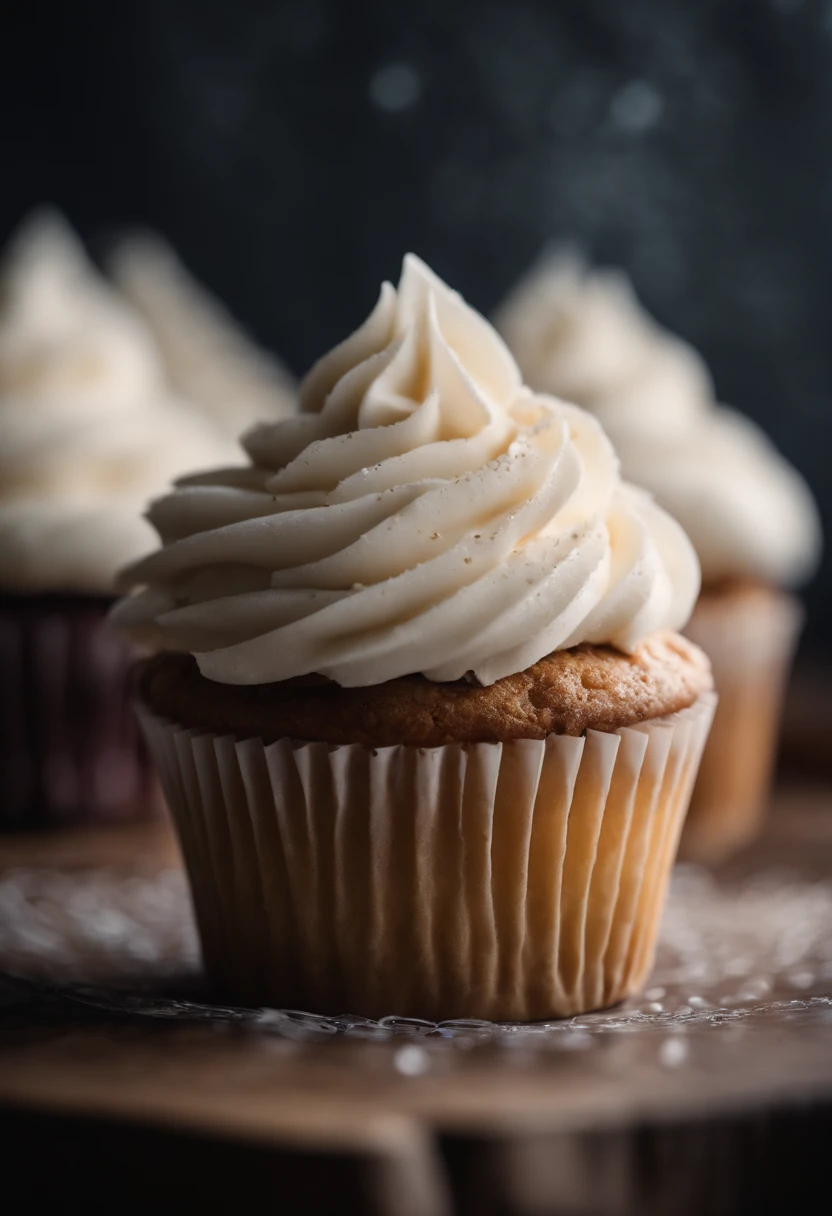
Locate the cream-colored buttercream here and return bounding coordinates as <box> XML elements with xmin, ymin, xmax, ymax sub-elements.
<box><xmin>0</xmin><ymin>211</ymin><xmax>243</xmax><ymax>594</ymax></box>
<box><xmin>115</xmin><ymin>255</ymin><xmax>700</xmax><ymax>687</ymax></box>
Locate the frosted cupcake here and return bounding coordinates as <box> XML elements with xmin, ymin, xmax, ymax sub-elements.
<box><xmin>495</xmin><ymin>250</ymin><xmax>820</xmax><ymax>862</ymax></box>
<box><xmin>0</xmin><ymin>211</ymin><xmax>246</xmax><ymax>827</ymax></box>
<box><xmin>116</xmin><ymin>255</ymin><xmax>714</xmax><ymax>1021</ymax></box>
<box><xmin>109</xmin><ymin>233</ymin><xmax>297</xmax><ymax>437</ymax></box>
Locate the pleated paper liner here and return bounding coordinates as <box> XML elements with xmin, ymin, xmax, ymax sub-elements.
<box><xmin>137</xmin><ymin>692</ymin><xmax>715</xmax><ymax>1022</ymax></box>
<box><xmin>680</xmin><ymin>588</ymin><xmax>802</xmax><ymax>864</ymax></box>
<box><xmin>0</xmin><ymin>593</ymin><xmax>164</xmax><ymax>829</ymax></box>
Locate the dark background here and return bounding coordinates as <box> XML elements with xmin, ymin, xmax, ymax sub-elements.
<box><xmin>4</xmin><ymin>0</ymin><xmax>831</xmax><ymax>648</ymax></box>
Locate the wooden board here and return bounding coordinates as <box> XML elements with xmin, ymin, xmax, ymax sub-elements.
<box><xmin>1</xmin><ymin>788</ymin><xmax>831</xmax><ymax>1215</ymax></box>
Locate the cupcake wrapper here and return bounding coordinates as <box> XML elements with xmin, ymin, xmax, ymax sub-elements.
<box><xmin>0</xmin><ymin>595</ymin><xmax>163</xmax><ymax>829</ymax></box>
<box><xmin>137</xmin><ymin>693</ymin><xmax>715</xmax><ymax>1022</ymax></box>
<box><xmin>681</xmin><ymin>591</ymin><xmax>802</xmax><ymax>863</ymax></box>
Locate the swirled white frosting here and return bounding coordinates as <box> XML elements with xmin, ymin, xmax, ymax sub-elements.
<box><xmin>110</xmin><ymin>233</ymin><xmax>297</xmax><ymax>436</ymax></box>
<box><xmin>0</xmin><ymin>211</ymin><xmax>244</xmax><ymax>594</ymax></box>
<box><xmin>114</xmin><ymin>255</ymin><xmax>699</xmax><ymax>687</ymax></box>
<box><xmin>495</xmin><ymin>250</ymin><xmax>821</xmax><ymax>586</ymax></box>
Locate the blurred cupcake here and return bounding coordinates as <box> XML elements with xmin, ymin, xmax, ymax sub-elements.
<box><xmin>495</xmin><ymin>249</ymin><xmax>821</xmax><ymax>862</ymax></box>
<box><xmin>116</xmin><ymin>255</ymin><xmax>714</xmax><ymax>1021</ymax></box>
<box><xmin>109</xmin><ymin>232</ymin><xmax>297</xmax><ymax>437</ymax></box>
<box><xmin>0</xmin><ymin>210</ymin><xmax>247</xmax><ymax>828</ymax></box>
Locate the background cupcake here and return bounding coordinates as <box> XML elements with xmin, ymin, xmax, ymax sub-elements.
<box><xmin>109</xmin><ymin>232</ymin><xmax>297</xmax><ymax>439</ymax></box>
<box><xmin>0</xmin><ymin>210</ymin><xmax>280</xmax><ymax>828</ymax></box>
<box><xmin>117</xmin><ymin>255</ymin><xmax>714</xmax><ymax>1021</ymax></box>
<box><xmin>495</xmin><ymin>249</ymin><xmax>821</xmax><ymax>862</ymax></box>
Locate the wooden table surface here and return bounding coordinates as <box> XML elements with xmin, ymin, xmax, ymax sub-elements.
<box><xmin>1</xmin><ymin>788</ymin><xmax>831</xmax><ymax>1215</ymax></box>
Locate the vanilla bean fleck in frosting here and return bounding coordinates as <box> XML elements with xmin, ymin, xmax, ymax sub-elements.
<box><xmin>114</xmin><ymin>255</ymin><xmax>700</xmax><ymax>687</ymax></box>
<box><xmin>495</xmin><ymin>250</ymin><xmax>821</xmax><ymax>587</ymax></box>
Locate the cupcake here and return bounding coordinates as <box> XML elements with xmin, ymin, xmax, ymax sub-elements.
<box><xmin>115</xmin><ymin>255</ymin><xmax>714</xmax><ymax>1021</ymax></box>
<box><xmin>495</xmin><ymin>250</ymin><xmax>821</xmax><ymax>862</ymax></box>
<box><xmin>0</xmin><ymin>210</ymin><xmax>249</xmax><ymax>828</ymax></box>
<box><xmin>109</xmin><ymin>232</ymin><xmax>297</xmax><ymax>438</ymax></box>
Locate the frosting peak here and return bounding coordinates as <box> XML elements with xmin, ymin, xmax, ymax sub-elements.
<box><xmin>0</xmin><ymin>210</ymin><xmax>164</xmax><ymax>409</ymax></box>
<box><xmin>495</xmin><ymin>250</ymin><xmax>821</xmax><ymax>587</ymax></box>
<box><xmin>115</xmin><ymin>256</ymin><xmax>700</xmax><ymax>687</ymax></box>
<box><xmin>303</xmin><ymin>255</ymin><xmax>521</xmax><ymax>412</ymax></box>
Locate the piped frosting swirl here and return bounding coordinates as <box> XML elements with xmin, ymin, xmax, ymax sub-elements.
<box><xmin>114</xmin><ymin>255</ymin><xmax>700</xmax><ymax>687</ymax></box>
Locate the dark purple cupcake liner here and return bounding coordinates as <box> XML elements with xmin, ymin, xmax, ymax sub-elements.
<box><xmin>0</xmin><ymin>593</ymin><xmax>162</xmax><ymax>829</ymax></box>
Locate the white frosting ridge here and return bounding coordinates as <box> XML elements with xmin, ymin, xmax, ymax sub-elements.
<box><xmin>495</xmin><ymin>249</ymin><xmax>821</xmax><ymax>586</ymax></box>
<box><xmin>115</xmin><ymin>255</ymin><xmax>699</xmax><ymax>687</ymax></box>
<box><xmin>0</xmin><ymin>211</ymin><xmax>244</xmax><ymax>594</ymax></box>
<box><xmin>109</xmin><ymin>233</ymin><xmax>297</xmax><ymax>435</ymax></box>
